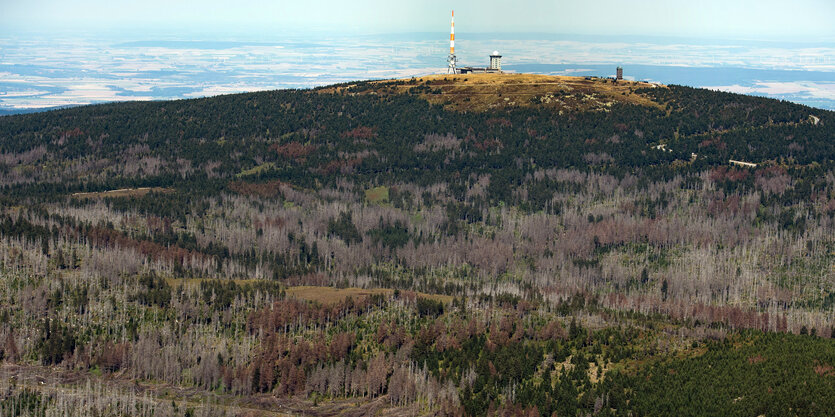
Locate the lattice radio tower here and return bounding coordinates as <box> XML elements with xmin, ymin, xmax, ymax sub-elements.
<box><xmin>447</xmin><ymin>10</ymin><xmax>457</xmax><ymax>73</ymax></box>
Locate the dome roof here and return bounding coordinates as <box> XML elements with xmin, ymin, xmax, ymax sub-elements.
<box><xmin>492</xmin><ymin>50</ymin><xmax>500</xmax><ymax>56</ymax></box>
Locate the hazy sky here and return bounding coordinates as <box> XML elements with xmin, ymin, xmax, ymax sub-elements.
<box><xmin>2</xmin><ymin>0</ymin><xmax>834</xmax><ymax>40</ymax></box>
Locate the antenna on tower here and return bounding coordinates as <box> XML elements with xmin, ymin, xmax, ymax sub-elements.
<box><xmin>447</xmin><ymin>10</ymin><xmax>457</xmax><ymax>74</ymax></box>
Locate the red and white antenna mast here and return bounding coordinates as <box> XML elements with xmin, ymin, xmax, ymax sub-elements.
<box><xmin>447</xmin><ymin>10</ymin><xmax>457</xmax><ymax>73</ymax></box>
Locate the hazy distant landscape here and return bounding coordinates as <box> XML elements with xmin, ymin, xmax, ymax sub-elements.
<box><xmin>2</xmin><ymin>31</ymin><xmax>834</xmax><ymax>113</ymax></box>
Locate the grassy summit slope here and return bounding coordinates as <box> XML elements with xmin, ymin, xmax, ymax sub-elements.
<box><xmin>322</xmin><ymin>73</ymin><xmax>666</xmax><ymax>113</ymax></box>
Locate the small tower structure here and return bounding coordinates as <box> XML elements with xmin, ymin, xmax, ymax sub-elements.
<box><xmin>447</xmin><ymin>10</ymin><xmax>457</xmax><ymax>73</ymax></box>
<box><xmin>489</xmin><ymin>51</ymin><xmax>502</xmax><ymax>72</ymax></box>
<box><xmin>616</xmin><ymin>66</ymin><xmax>623</xmax><ymax>81</ymax></box>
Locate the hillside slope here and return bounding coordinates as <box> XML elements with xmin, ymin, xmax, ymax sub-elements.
<box><xmin>0</xmin><ymin>75</ymin><xmax>833</xmax><ymax>416</ymax></box>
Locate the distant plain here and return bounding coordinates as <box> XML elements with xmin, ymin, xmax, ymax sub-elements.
<box><xmin>1</xmin><ymin>31</ymin><xmax>833</xmax><ymax>113</ymax></box>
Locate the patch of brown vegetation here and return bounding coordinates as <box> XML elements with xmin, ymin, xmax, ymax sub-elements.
<box><xmin>710</xmin><ymin>166</ymin><xmax>750</xmax><ymax>182</ymax></box>
<box><xmin>71</xmin><ymin>187</ymin><xmax>172</xmax><ymax>199</ymax></box>
<box><xmin>85</xmin><ymin>226</ymin><xmax>204</xmax><ymax>265</ymax></box>
<box><xmin>748</xmin><ymin>354</ymin><xmax>766</xmax><ymax>364</ymax></box>
<box><xmin>341</xmin><ymin>126</ymin><xmax>377</xmax><ymax>140</ymax></box>
<box><xmin>285</xmin><ymin>286</ymin><xmax>452</xmax><ymax>305</ymax></box>
<box><xmin>472</xmin><ymin>137</ymin><xmax>503</xmax><ymax>152</ymax></box>
<box><xmin>271</xmin><ymin>142</ymin><xmax>316</xmax><ymax>161</ymax></box>
<box><xmin>318</xmin><ymin>156</ymin><xmax>364</xmax><ymax>175</ymax></box>
<box><xmin>814</xmin><ymin>363</ymin><xmax>835</xmax><ymax>377</ymax></box>
<box><xmin>708</xmin><ymin>194</ymin><xmax>753</xmax><ymax>217</ymax></box>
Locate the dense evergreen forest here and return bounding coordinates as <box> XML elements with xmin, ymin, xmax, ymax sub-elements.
<box><xmin>0</xmin><ymin>74</ymin><xmax>833</xmax><ymax>416</ymax></box>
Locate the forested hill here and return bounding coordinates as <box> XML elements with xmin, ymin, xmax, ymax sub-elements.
<box><xmin>0</xmin><ymin>74</ymin><xmax>834</xmax><ymax>416</ymax></box>
<box><xmin>0</xmin><ymin>73</ymin><xmax>831</xmax><ymax>203</ymax></box>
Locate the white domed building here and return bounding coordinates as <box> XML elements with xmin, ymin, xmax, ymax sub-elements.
<box><xmin>489</xmin><ymin>51</ymin><xmax>502</xmax><ymax>71</ymax></box>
